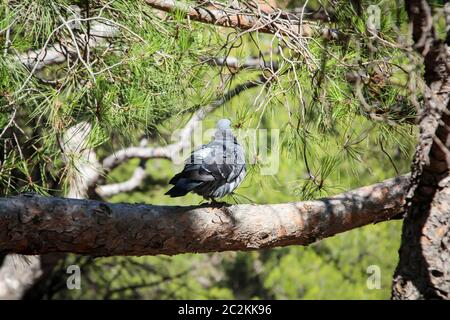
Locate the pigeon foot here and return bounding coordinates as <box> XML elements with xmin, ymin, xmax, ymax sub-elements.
<box><xmin>207</xmin><ymin>198</ymin><xmax>228</xmax><ymax>206</ymax></box>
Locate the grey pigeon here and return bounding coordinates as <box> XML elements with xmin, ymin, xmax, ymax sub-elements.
<box><xmin>165</xmin><ymin>119</ymin><xmax>246</xmax><ymax>200</ymax></box>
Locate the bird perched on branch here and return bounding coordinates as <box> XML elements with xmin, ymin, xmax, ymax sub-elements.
<box><xmin>165</xmin><ymin>119</ymin><xmax>246</xmax><ymax>202</ymax></box>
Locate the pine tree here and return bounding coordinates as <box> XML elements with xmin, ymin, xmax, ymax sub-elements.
<box><xmin>0</xmin><ymin>0</ymin><xmax>448</xmax><ymax>299</ymax></box>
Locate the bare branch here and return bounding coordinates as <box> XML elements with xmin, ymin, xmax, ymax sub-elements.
<box><xmin>96</xmin><ymin>161</ymin><xmax>147</xmax><ymax>198</ymax></box>
<box><xmin>0</xmin><ymin>175</ymin><xmax>409</xmax><ymax>257</ymax></box>
<box><xmin>96</xmin><ymin>139</ymin><xmax>149</xmax><ymax>198</ymax></box>
<box><xmin>201</xmin><ymin>56</ymin><xmax>278</xmax><ymax>71</ymax></box>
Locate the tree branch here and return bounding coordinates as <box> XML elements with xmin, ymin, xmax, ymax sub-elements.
<box><xmin>13</xmin><ymin>1</ymin><xmax>332</xmax><ymax>71</ymax></box>
<box><xmin>16</xmin><ymin>21</ymin><xmax>117</xmax><ymax>70</ymax></box>
<box><xmin>62</xmin><ymin>121</ymin><xmax>101</xmax><ymax>199</ymax></box>
<box><xmin>144</xmin><ymin>0</ymin><xmax>328</xmax><ymax>37</ymax></box>
<box><xmin>201</xmin><ymin>56</ymin><xmax>279</xmax><ymax>72</ymax></box>
<box><xmin>0</xmin><ymin>175</ymin><xmax>409</xmax><ymax>257</ymax></box>
<box><xmin>96</xmin><ymin>159</ymin><xmax>147</xmax><ymax>198</ymax></box>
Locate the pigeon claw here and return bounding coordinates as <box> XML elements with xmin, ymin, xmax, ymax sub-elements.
<box><xmin>206</xmin><ymin>197</ymin><xmax>228</xmax><ymax>206</ymax></box>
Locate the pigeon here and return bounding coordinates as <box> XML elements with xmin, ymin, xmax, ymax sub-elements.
<box><xmin>165</xmin><ymin>119</ymin><xmax>246</xmax><ymax>201</ymax></box>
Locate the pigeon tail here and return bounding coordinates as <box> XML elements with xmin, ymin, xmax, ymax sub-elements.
<box><xmin>165</xmin><ymin>179</ymin><xmax>203</xmax><ymax>197</ymax></box>
<box><xmin>165</xmin><ymin>186</ymin><xmax>189</xmax><ymax>197</ymax></box>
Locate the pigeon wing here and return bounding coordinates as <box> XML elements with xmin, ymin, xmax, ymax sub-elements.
<box><xmin>169</xmin><ymin>134</ymin><xmax>245</xmax><ymax>186</ymax></box>
<box><xmin>200</xmin><ymin>139</ymin><xmax>245</xmax><ymax>182</ymax></box>
<box><xmin>169</xmin><ymin>144</ymin><xmax>216</xmax><ymax>184</ymax></box>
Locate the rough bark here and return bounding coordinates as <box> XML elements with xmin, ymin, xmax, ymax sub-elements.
<box><xmin>392</xmin><ymin>1</ymin><xmax>450</xmax><ymax>299</ymax></box>
<box><xmin>0</xmin><ymin>176</ymin><xmax>408</xmax><ymax>257</ymax></box>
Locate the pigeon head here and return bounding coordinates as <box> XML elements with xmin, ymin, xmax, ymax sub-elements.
<box><xmin>215</xmin><ymin>118</ymin><xmax>234</xmax><ymax>141</ymax></box>
<box><xmin>216</xmin><ymin>118</ymin><xmax>232</xmax><ymax>130</ymax></box>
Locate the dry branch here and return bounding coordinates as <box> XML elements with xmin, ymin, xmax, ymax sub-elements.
<box><xmin>201</xmin><ymin>56</ymin><xmax>279</xmax><ymax>71</ymax></box>
<box><xmin>0</xmin><ymin>175</ymin><xmax>409</xmax><ymax>257</ymax></box>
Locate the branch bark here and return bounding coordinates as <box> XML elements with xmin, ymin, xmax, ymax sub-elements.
<box><xmin>0</xmin><ymin>175</ymin><xmax>408</xmax><ymax>257</ymax></box>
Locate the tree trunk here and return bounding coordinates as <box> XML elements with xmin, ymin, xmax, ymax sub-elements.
<box><xmin>391</xmin><ymin>0</ymin><xmax>450</xmax><ymax>299</ymax></box>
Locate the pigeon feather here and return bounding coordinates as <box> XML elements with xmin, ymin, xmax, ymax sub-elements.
<box><xmin>166</xmin><ymin>119</ymin><xmax>246</xmax><ymax>200</ymax></box>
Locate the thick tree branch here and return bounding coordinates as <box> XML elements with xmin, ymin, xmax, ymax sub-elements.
<box><xmin>0</xmin><ymin>176</ymin><xmax>408</xmax><ymax>257</ymax></box>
